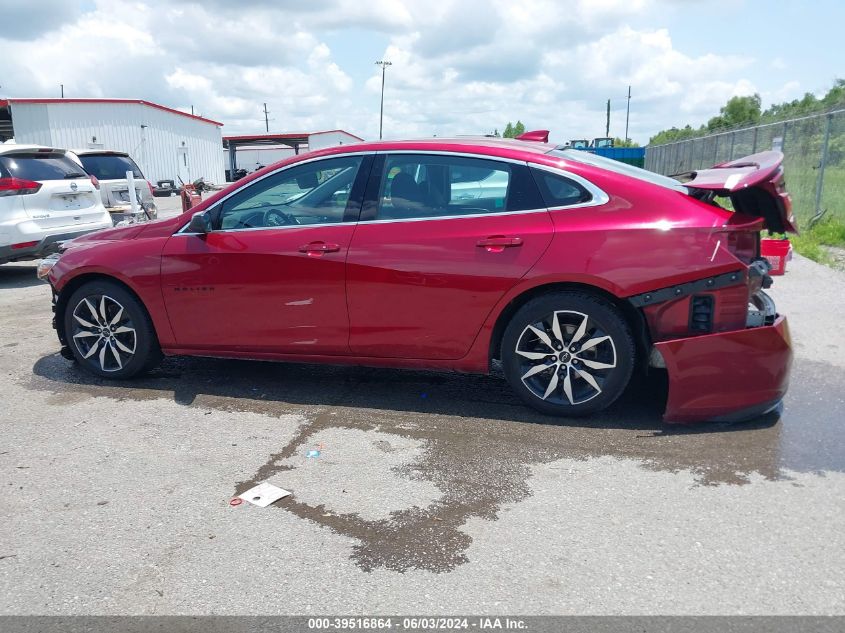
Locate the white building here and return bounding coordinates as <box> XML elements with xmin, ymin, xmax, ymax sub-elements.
<box><xmin>222</xmin><ymin>130</ymin><xmax>363</xmax><ymax>179</ymax></box>
<box><xmin>0</xmin><ymin>98</ymin><xmax>225</xmax><ymax>185</ymax></box>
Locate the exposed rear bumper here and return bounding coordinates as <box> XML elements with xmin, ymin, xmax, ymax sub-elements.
<box><xmin>656</xmin><ymin>315</ymin><xmax>792</xmax><ymax>423</ymax></box>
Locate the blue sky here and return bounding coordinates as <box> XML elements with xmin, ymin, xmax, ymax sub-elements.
<box><xmin>660</xmin><ymin>0</ymin><xmax>842</xmax><ymax>96</ymax></box>
<box><xmin>1</xmin><ymin>0</ymin><xmax>841</xmax><ymax>142</ymax></box>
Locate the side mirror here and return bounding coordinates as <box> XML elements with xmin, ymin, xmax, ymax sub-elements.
<box><xmin>188</xmin><ymin>211</ymin><xmax>212</xmax><ymax>234</ymax></box>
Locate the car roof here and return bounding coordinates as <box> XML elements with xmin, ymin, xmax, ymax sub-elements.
<box><xmin>0</xmin><ymin>144</ymin><xmax>67</xmax><ymax>155</ymax></box>
<box><xmin>300</xmin><ymin>136</ymin><xmax>561</xmax><ymax>168</ymax></box>
<box><xmin>71</xmin><ymin>149</ymin><xmax>130</xmax><ymax>157</ymax></box>
<box><xmin>346</xmin><ymin>136</ymin><xmax>555</xmax><ymax>155</ymax></box>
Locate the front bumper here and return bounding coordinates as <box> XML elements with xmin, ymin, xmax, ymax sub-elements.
<box><xmin>655</xmin><ymin>315</ymin><xmax>792</xmax><ymax>423</ymax></box>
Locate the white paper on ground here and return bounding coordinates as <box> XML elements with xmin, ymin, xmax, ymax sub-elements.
<box><xmin>238</xmin><ymin>482</ymin><xmax>292</xmax><ymax>507</ymax></box>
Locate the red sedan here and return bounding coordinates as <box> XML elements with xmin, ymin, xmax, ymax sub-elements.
<box><xmin>41</xmin><ymin>135</ymin><xmax>795</xmax><ymax>423</ymax></box>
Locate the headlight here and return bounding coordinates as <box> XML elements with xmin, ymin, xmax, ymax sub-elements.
<box><xmin>36</xmin><ymin>253</ymin><xmax>61</xmax><ymax>281</ymax></box>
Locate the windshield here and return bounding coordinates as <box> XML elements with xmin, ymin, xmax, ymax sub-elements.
<box><xmin>78</xmin><ymin>153</ymin><xmax>144</xmax><ymax>180</ymax></box>
<box><xmin>0</xmin><ymin>152</ymin><xmax>87</xmax><ymax>181</ymax></box>
<box><xmin>549</xmin><ymin>148</ymin><xmax>687</xmax><ymax>193</ymax></box>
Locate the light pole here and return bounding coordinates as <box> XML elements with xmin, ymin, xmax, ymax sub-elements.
<box><xmin>375</xmin><ymin>60</ymin><xmax>392</xmax><ymax>139</ymax></box>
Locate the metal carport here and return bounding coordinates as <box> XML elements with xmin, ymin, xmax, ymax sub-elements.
<box><xmin>222</xmin><ymin>133</ymin><xmax>309</xmax><ymax>180</ymax></box>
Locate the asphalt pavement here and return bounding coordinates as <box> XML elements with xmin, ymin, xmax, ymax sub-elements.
<box><xmin>0</xmin><ymin>243</ymin><xmax>843</xmax><ymax>615</ymax></box>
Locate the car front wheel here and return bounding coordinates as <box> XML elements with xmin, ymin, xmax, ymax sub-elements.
<box><xmin>502</xmin><ymin>292</ymin><xmax>635</xmax><ymax>417</ymax></box>
<box><xmin>64</xmin><ymin>280</ymin><xmax>161</xmax><ymax>379</ymax></box>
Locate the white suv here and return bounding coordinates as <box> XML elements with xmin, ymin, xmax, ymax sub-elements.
<box><xmin>0</xmin><ymin>144</ymin><xmax>113</xmax><ymax>265</ymax></box>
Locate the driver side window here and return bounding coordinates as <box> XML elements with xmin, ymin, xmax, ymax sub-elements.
<box><xmin>218</xmin><ymin>155</ymin><xmax>363</xmax><ymax>230</ymax></box>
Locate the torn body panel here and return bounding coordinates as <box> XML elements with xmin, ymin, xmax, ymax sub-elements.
<box><xmin>655</xmin><ymin>316</ymin><xmax>792</xmax><ymax>423</ymax></box>
<box><xmin>642</xmin><ymin>283</ymin><xmax>749</xmax><ymax>341</ymax></box>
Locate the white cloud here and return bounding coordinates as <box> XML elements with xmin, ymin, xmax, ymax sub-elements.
<box><xmin>0</xmin><ymin>0</ymin><xmax>793</xmax><ymax>143</ymax></box>
<box><xmin>766</xmin><ymin>80</ymin><xmax>802</xmax><ymax>104</ymax></box>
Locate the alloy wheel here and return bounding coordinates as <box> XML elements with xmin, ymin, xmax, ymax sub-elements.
<box><xmin>70</xmin><ymin>295</ymin><xmax>137</xmax><ymax>372</ymax></box>
<box><xmin>514</xmin><ymin>310</ymin><xmax>617</xmax><ymax>405</ymax></box>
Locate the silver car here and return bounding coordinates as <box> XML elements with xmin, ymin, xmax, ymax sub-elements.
<box><xmin>69</xmin><ymin>150</ymin><xmax>158</xmax><ymax>225</ymax></box>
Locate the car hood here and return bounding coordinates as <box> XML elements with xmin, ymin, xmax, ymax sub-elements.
<box><xmin>64</xmin><ymin>224</ymin><xmax>146</xmax><ymax>246</ymax></box>
<box><xmin>62</xmin><ymin>215</ymin><xmax>184</xmax><ymax>249</ymax></box>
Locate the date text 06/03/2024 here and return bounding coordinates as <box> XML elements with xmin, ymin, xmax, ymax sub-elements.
<box><xmin>306</xmin><ymin>616</ymin><xmax>528</xmax><ymax>630</ymax></box>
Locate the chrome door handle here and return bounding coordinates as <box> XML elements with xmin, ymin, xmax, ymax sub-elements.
<box><xmin>476</xmin><ymin>236</ymin><xmax>523</xmax><ymax>252</ymax></box>
<box><xmin>298</xmin><ymin>242</ymin><xmax>341</xmax><ymax>254</ymax></box>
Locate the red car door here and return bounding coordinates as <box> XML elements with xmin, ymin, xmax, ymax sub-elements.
<box><xmin>160</xmin><ymin>154</ymin><xmax>370</xmax><ymax>354</ymax></box>
<box><xmin>346</xmin><ymin>153</ymin><xmax>554</xmax><ymax>360</ymax></box>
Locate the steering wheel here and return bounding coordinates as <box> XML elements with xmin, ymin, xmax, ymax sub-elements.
<box><xmin>264</xmin><ymin>208</ymin><xmax>298</xmax><ymax>227</ymax></box>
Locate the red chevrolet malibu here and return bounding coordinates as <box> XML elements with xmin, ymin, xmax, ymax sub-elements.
<box><xmin>41</xmin><ymin>135</ymin><xmax>795</xmax><ymax>423</ymax></box>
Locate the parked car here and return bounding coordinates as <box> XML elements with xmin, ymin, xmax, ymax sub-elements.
<box><xmin>0</xmin><ymin>144</ymin><xmax>113</xmax><ymax>266</ymax></box>
<box><xmin>40</xmin><ymin>136</ymin><xmax>796</xmax><ymax>423</ymax></box>
<box><xmin>69</xmin><ymin>150</ymin><xmax>157</xmax><ymax>225</ymax></box>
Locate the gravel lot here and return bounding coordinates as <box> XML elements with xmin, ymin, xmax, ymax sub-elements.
<box><xmin>0</xmin><ymin>237</ymin><xmax>843</xmax><ymax>615</ymax></box>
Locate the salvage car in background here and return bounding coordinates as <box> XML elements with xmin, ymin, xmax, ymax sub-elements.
<box><xmin>41</xmin><ymin>135</ymin><xmax>795</xmax><ymax>423</ymax></box>
<box><xmin>70</xmin><ymin>150</ymin><xmax>157</xmax><ymax>225</ymax></box>
<box><xmin>0</xmin><ymin>144</ymin><xmax>113</xmax><ymax>265</ymax></box>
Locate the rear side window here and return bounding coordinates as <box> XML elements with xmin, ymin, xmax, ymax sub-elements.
<box><xmin>0</xmin><ymin>152</ymin><xmax>87</xmax><ymax>181</ymax></box>
<box><xmin>550</xmin><ymin>148</ymin><xmax>686</xmax><ymax>192</ymax></box>
<box><xmin>78</xmin><ymin>154</ymin><xmax>144</xmax><ymax>180</ymax></box>
<box><xmin>531</xmin><ymin>169</ymin><xmax>591</xmax><ymax>207</ymax></box>
<box><xmin>372</xmin><ymin>154</ymin><xmax>548</xmax><ymax>221</ymax></box>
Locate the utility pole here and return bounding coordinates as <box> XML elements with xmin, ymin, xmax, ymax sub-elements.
<box><xmin>60</xmin><ymin>84</ymin><xmax>64</xmax><ymax>98</ymax></box>
<box><xmin>605</xmin><ymin>99</ymin><xmax>610</xmax><ymax>137</ymax></box>
<box><xmin>376</xmin><ymin>60</ymin><xmax>392</xmax><ymax>140</ymax></box>
<box><xmin>624</xmin><ymin>85</ymin><xmax>631</xmax><ymax>144</ymax></box>
<box><xmin>263</xmin><ymin>103</ymin><xmax>270</xmax><ymax>133</ymax></box>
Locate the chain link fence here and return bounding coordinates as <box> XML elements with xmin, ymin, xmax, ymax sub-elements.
<box><xmin>645</xmin><ymin>109</ymin><xmax>845</xmax><ymax>225</ymax></box>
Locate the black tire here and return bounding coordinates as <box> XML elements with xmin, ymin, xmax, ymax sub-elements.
<box><xmin>63</xmin><ymin>280</ymin><xmax>162</xmax><ymax>379</ymax></box>
<box><xmin>501</xmin><ymin>291</ymin><xmax>635</xmax><ymax>417</ymax></box>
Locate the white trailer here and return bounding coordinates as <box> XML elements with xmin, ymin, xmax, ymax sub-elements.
<box><xmin>0</xmin><ymin>98</ymin><xmax>225</xmax><ymax>186</ymax></box>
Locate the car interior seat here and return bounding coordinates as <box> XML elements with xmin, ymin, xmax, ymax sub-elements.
<box><xmin>388</xmin><ymin>172</ymin><xmax>426</xmax><ymax>218</ymax></box>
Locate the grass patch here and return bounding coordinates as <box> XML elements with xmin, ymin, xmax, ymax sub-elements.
<box><xmin>788</xmin><ymin>217</ymin><xmax>845</xmax><ymax>264</ymax></box>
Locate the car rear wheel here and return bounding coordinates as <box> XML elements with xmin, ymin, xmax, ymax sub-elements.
<box><xmin>502</xmin><ymin>292</ymin><xmax>635</xmax><ymax>417</ymax></box>
<box><xmin>64</xmin><ymin>280</ymin><xmax>161</xmax><ymax>379</ymax></box>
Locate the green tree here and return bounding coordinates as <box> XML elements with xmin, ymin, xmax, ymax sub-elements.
<box><xmin>503</xmin><ymin>120</ymin><xmax>527</xmax><ymax>138</ymax></box>
<box><xmin>821</xmin><ymin>78</ymin><xmax>845</xmax><ymax>108</ymax></box>
<box><xmin>649</xmin><ymin>124</ymin><xmax>701</xmax><ymax>145</ymax></box>
<box><xmin>706</xmin><ymin>94</ymin><xmax>762</xmax><ymax>132</ymax></box>
<box><xmin>613</xmin><ymin>137</ymin><xmax>640</xmax><ymax>148</ymax></box>
<box><xmin>649</xmin><ymin>78</ymin><xmax>845</xmax><ymax>146</ymax></box>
